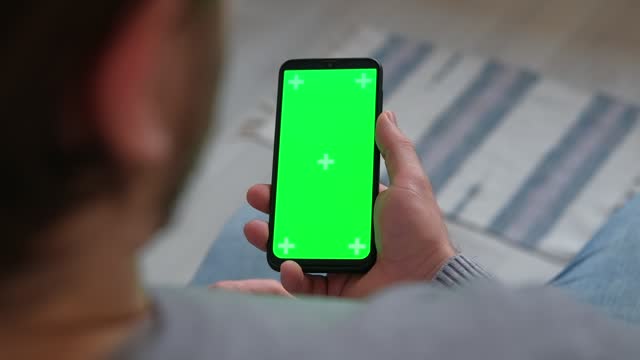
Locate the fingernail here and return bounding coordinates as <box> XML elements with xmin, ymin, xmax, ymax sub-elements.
<box><xmin>383</xmin><ymin>111</ymin><xmax>391</xmax><ymax>122</ymax></box>
<box><xmin>387</xmin><ymin>111</ymin><xmax>398</xmax><ymax>126</ymax></box>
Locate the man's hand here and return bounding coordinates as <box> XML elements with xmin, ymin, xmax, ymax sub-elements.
<box><xmin>215</xmin><ymin>111</ymin><xmax>455</xmax><ymax>298</ymax></box>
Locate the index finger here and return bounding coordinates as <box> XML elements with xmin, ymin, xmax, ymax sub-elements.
<box><xmin>247</xmin><ymin>184</ymin><xmax>271</xmax><ymax>214</ymax></box>
<box><xmin>376</xmin><ymin>111</ymin><xmax>429</xmax><ymax>191</ymax></box>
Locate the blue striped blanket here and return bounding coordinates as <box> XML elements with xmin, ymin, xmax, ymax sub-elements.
<box><xmin>192</xmin><ymin>29</ymin><xmax>640</xmax><ymax>284</ymax></box>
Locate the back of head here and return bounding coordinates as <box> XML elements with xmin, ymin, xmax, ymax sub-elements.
<box><xmin>0</xmin><ymin>1</ymin><xmax>224</xmax><ymax>357</ymax></box>
<box><xmin>0</xmin><ymin>1</ymin><xmax>139</xmax><ymax>277</ymax></box>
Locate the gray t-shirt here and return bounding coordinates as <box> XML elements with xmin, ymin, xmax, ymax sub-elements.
<box><xmin>117</xmin><ymin>284</ymin><xmax>640</xmax><ymax>359</ymax></box>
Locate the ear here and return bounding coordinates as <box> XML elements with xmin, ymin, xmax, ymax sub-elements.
<box><xmin>93</xmin><ymin>0</ymin><xmax>180</xmax><ymax>168</ymax></box>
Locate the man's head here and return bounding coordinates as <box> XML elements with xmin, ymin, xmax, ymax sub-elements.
<box><xmin>0</xmin><ymin>0</ymin><xmax>222</xmax><ymax>279</ymax></box>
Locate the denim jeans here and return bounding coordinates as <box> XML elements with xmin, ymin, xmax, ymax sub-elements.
<box><xmin>195</xmin><ymin>196</ymin><xmax>640</xmax><ymax>324</ymax></box>
<box><xmin>551</xmin><ymin>195</ymin><xmax>640</xmax><ymax>324</ymax></box>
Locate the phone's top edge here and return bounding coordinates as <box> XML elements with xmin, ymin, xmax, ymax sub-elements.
<box><xmin>280</xmin><ymin>58</ymin><xmax>381</xmax><ymax>72</ymax></box>
<box><xmin>282</xmin><ymin>57</ymin><xmax>380</xmax><ymax>62</ymax></box>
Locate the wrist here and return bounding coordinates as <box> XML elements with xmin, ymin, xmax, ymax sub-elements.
<box><xmin>374</xmin><ymin>243</ymin><xmax>456</xmax><ymax>288</ymax></box>
<box><xmin>434</xmin><ymin>253</ymin><xmax>493</xmax><ymax>287</ymax></box>
<box><xmin>424</xmin><ymin>245</ymin><xmax>457</xmax><ymax>281</ymax></box>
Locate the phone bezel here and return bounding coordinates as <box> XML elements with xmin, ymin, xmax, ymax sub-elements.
<box><xmin>267</xmin><ymin>58</ymin><xmax>383</xmax><ymax>273</ymax></box>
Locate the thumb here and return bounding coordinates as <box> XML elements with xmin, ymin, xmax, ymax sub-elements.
<box><xmin>280</xmin><ymin>261</ymin><xmax>312</xmax><ymax>294</ymax></box>
<box><xmin>376</xmin><ymin>111</ymin><xmax>429</xmax><ymax>191</ymax></box>
<box><xmin>280</xmin><ymin>261</ymin><xmax>328</xmax><ymax>295</ymax></box>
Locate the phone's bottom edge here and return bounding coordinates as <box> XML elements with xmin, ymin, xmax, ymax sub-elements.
<box><xmin>267</xmin><ymin>254</ymin><xmax>376</xmax><ymax>274</ymax></box>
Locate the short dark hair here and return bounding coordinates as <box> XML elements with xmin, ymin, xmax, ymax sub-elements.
<box><xmin>0</xmin><ymin>2</ymin><xmax>142</xmax><ymax>278</ymax></box>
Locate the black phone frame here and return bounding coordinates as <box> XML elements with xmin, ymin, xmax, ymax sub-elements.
<box><xmin>267</xmin><ymin>58</ymin><xmax>383</xmax><ymax>274</ymax></box>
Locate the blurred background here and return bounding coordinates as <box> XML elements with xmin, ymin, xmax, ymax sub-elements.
<box><xmin>143</xmin><ymin>0</ymin><xmax>640</xmax><ymax>287</ymax></box>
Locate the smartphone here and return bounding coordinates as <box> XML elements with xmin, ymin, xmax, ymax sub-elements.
<box><xmin>267</xmin><ymin>58</ymin><xmax>382</xmax><ymax>273</ymax></box>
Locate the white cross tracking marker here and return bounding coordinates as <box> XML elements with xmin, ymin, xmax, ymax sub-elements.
<box><xmin>355</xmin><ymin>73</ymin><xmax>373</xmax><ymax>89</ymax></box>
<box><xmin>348</xmin><ymin>238</ymin><xmax>367</xmax><ymax>256</ymax></box>
<box><xmin>278</xmin><ymin>238</ymin><xmax>296</xmax><ymax>255</ymax></box>
<box><xmin>317</xmin><ymin>153</ymin><xmax>335</xmax><ymax>171</ymax></box>
<box><xmin>288</xmin><ymin>74</ymin><xmax>304</xmax><ymax>90</ymax></box>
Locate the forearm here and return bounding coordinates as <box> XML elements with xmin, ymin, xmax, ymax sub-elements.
<box><xmin>434</xmin><ymin>254</ymin><xmax>493</xmax><ymax>287</ymax></box>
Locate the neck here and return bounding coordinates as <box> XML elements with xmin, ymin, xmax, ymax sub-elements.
<box><xmin>0</xmin><ymin>199</ymin><xmax>157</xmax><ymax>359</ymax></box>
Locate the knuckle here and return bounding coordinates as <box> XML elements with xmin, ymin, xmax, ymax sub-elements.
<box><xmin>413</xmin><ymin>180</ymin><xmax>432</xmax><ymax>197</ymax></box>
<box><xmin>395</xmin><ymin>137</ymin><xmax>416</xmax><ymax>152</ymax></box>
<box><xmin>398</xmin><ymin>169</ymin><xmax>433</xmax><ymax>196</ymax></box>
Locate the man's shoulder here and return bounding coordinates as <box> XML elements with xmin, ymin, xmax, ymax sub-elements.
<box><xmin>123</xmin><ymin>285</ymin><xmax>640</xmax><ymax>360</ymax></box>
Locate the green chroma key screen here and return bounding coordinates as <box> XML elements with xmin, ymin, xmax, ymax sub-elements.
<box><xmin>272</xmin><ymin>68</ymin><xmax>378</xmax><ymax>260</ymax></box>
